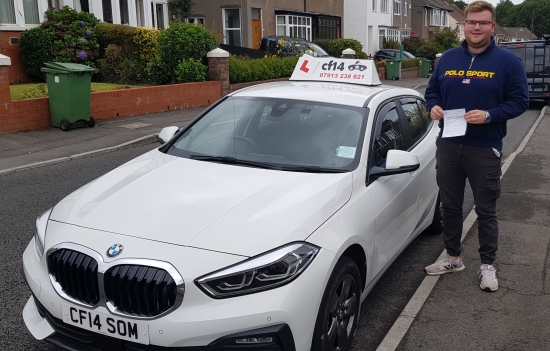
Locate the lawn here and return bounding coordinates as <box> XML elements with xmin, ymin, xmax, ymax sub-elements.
<box><xmin>9</xmin><ymin>82</ymin><xmax>144</xmax><ymax>100</ymax></box>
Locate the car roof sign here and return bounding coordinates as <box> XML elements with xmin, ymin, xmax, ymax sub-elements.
<box><xmin>290</xmin><ymin>54</ymin><xmax>382</xmax><ymax>86</ymax></box>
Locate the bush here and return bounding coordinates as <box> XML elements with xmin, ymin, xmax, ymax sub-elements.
<box><xmin>402</xmin><ymin>37</ymin><xmax>423</xmax><ymax>56</ymax></box>
<box><xmin>133</xmin><ymin>27</ymin><xmax>162</xmax><ymax>84</ymax></box>
<box><xmin>175</xmin><ymin>58</ymin><xmax>208</xmax><ymax>83</ymax></box>
<box><xmin>40</xmin><ymin>6</ymin><xmax>100</xmax><ymax>66</ymax></box>
<box><xmin>433</xmin><ymin>27</ymin><xmax>460</xmax><ymax>51</ymax></box>
<box><xmin>229</xmin><ymin>56</ymin><xmax>299</xmax><ymax>84</ymax></box>
<box><xmin>375</xmin><ymin>60</ymin><xmax>386</xmax><ymax>69</ymax></box>
<box><xmin>326</xmin><ymin>38</ymin><xmax>364</xmax><ymax>57</ymax></box>
<box><xmin>382</xmin><ymin>37</ymin><xmax>399</xmax><ymax>49</ymax></box>
<box><xmin>99</xmin><ymin>44</ymin><xmax>136</xmax><ymax>83</ymax></box>
<box><xmin>19</xmin><ymin>27</ymin><xmax>54</xmax><ymax>80</ymax></box>
<box><xmin>95</xmin><ymin>23</ymin><xmax>137</xmax><ymax>57</ymax></box>
<box><xmin>416</xmin><ymin>42</ymin><xmax>444</xmax><ymax>61</ymax></box>
<box><xmin>313</xmin><ymin>39</ymin><xmax>332</xmax><ymax>52</ymax></box>
<box><xmin>158</xmin><ymin>21</ymin><xmax>218</xmax><ymax>82</ymax></box>
<box><xmin>401</xmin><ymin>58</ymin><xmax>421</xmax><ymax>70</ymax></box>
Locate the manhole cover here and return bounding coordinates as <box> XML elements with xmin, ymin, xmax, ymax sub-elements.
<box><xmin>118</xmin><ymin>122</ymin><xmax>153</xmax><ymax>129</ymax></box>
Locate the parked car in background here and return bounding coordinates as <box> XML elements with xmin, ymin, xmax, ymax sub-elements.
<box><xmin>260</xmin><ymin>36</ymin><xmax>331</xmax><ymax>57</ymax></box>
<box><xmin>374</xmin><ymin>49</ymin><xmax>415</xmax><ymax>61</ymax></box>
<box><xmin>501</xmin><ymin>35</ymin><xmax>550</xmax><ymax>100</ymax></box>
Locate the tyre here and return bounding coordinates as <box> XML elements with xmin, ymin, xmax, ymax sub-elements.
<box><xmin>87</xmin><ymin>117</ymin><xmax>96</xmax><ymax>128</ymax></box>
<box><xmin>311</xmin><ymin>256</ymin><xmax>361</xmax><ymax>351</ymax></box>
<box><xmin>60</xmin><ymin>119</ymin><xmax>70</xmax><ymax>132</ymax></box>
<box><xmin>427</xmin><ymin>192</ymin><xmax>444</xmax><ymax>234</ymax></box>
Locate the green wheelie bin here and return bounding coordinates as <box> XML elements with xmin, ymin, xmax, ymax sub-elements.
<box><xmin>41</xmin><ymin>62</ymin><xmax>96</xmax><ymax>131</ymax></box>
<box><xmin>419</xmin><ymin>58</ymin><xmax>431</xmax><ymax>78</ymax></box>
<box><xmin>386</xmin><ymin>59</ymin><xmax>401</xmax><ymax>80</ymax></box>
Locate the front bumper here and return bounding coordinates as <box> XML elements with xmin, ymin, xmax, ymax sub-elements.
<box><xmin>22</xmin><ymin>238</ymin><xmax>335</xmax><ymax>351</ymax></box>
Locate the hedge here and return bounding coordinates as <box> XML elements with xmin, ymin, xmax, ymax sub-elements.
<box><xmin>229</xmin><ymin>56</ymin><xmax>299</xmax><ymax>84</ymax></box>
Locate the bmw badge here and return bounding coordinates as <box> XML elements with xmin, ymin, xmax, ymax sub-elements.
<box><xmin>107</xmin><ymin>244</ymin><xmax>124</xmax><ymax>257</ymax></box>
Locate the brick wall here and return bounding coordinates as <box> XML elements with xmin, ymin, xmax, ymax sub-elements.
<box><xmin>0</xmin><ymin>77</ymin><xmax>221</xmax><ymax>134</ymax></box>
<box><xmin>401</xmin><ymin>67</ymin><xmax>420</xmax><ymax>79</ymax></box>
<box><xmin>0</xmin><ymin>32</ymin><xmax>32</xmax><ymax>83</ymax></box>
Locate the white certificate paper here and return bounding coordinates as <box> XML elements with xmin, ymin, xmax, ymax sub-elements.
<box><xmin>442</xmin><ymin>108</ymin><xmax>467</xmax><ymax>138</ymax></box>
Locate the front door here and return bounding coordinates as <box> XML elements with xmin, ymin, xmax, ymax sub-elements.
<box><xmin>252</xmin><ymin>9</ymin><xmax>261</xmax><ymax>49</ymax></box>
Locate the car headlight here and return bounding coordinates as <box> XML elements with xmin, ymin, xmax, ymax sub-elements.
<box><xmin>196</xmin><ymin>243</ymin><xmax>319</xmax><ymax>298</ymax></box>
<box><xmin>34</xmin><ymin>208</ymin><xmax>52</xmax><ymax>259</ymax></box>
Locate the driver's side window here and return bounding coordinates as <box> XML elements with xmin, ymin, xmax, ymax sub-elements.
<box><xmin>373</xmin><ymin>103</ymin><xmax>407</xmax><ymax>167</ymax></box>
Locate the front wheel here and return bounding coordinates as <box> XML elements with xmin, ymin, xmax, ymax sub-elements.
<box><xmin>87</xmin><ymin>117</ymin><xmax>96</xmax><ymax>128</ymax></box>
<box><xmin>311</xmin><ymin>257</ymin><xmax>361</xmax><ymax>351</ymax></box>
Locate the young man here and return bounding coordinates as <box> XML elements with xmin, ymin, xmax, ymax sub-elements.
<box><xmin>424</xmin><ymin>1</ymin><xmax>528</xmax><ymax>291</ymax></box>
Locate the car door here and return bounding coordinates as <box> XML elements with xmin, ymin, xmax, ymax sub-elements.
<box><xmin>397</xmin><ymin>98</ymin><xmax>438</xmax><ymax>231</ymax></box>
<box><xmin>367</xmin><ymin>101</ymin><xmax>422</xmax><ymax>276</ymax></box>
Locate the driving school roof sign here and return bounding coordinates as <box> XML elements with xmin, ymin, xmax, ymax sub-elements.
<box><xmin>290</xmin><ymin>55</ymin><xmax>382</xmax><ymax>86</ymax></box>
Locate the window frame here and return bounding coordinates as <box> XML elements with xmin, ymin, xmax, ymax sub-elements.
<box><xmin>0</xmin><ymin>0</ymin><xmax>47</xmax><ymax>28</ymax></box>
<box><xmin>275</xmin><ymin>14</ymin><xmax>312</xmax><ymax>41</ymax></box>
<box><xmin>381</xmin><ymin>0</ymin><xmax>389</xmax><ymax>13</ymax></box>
<box><xmin>394</xmin><ymin>0</ymin><xmax>401</xmax><ymax>15</ymax></box>
<box><xmin>223</xmin><ymin>7</ymin><xmax>241</xmax><ymax>46</ymax></box>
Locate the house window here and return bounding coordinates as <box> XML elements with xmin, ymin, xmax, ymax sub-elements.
<box><xmin>404</xmin><ymin>1</ymin><xmax>408</xmax><ymax>16</ymax></box>
<box><xmin>223</xmin><ymin>8</ymin><xmax>241</xmax><ymax>46</ymax></box>
<box><xmin>188</xmin><ymin>17</ymin><xmax>205</xmax><ymax>25</ymax></box>
<box><xmin>373</xmin><ymin>0</ymin><xmax>377</xmax><ymax>11</ymax></box>
<box><xmin>276</xmin><ymin>16</ymin><xmax>285</xmax><ymax>36</ymax></box>
<box><xmin>119</xmin><ymin>0</ymin><xmax>129</xmax><ymax>25</ymax></box>
<box><xmin>23</xmin><ymin>0</ymin><xmax>40</xmax><ymax>24</ymax></box>
<box><xmin>316</xmin><ymin>17</ymin><xmax>340</xmax><ymax>40</ymax></box>
<box><xmin>431</xmin><ymin>9</ymin><xmax>441</xmax><ymax>26</ymax></box>
<box><xmin>442</xmin><ymin>11</ymin><xmax>448</xmax><ymax>26</ymax></box>
<box><xmin>102</xmin><ymin>0</ymin><xmax>113</xmax><ymax>23</ymax></box>
<box><xmin>379</xmin><ymin>29</ymin><xmax>385</xmax><ymax>49</ymax></box>
<box><xmin>74</xmin><ymin>0</ymin><xmax>90</xmax><ymax>12</ymax></box>
<box><xmin>394</xmin><ymin>0</ymin><xmax>400</xmax><ymax>15</ymax></box>
<box><xmin>0</xmin><ymin>0</ymin><xmax>16</xmax><ymax>24</ymax></box>
<box><xmin>381</xmin><ymin>0</ymin><xmax>388</xmax><ymax>13</ymax></box>
<box><xmin>275</xmin><ymin>15</ymin><xmax>311</xmax><ymax>41</ymax></box>
<box><xmin>135</xmin><ymin>0</ymin><xmax>145</xmax><ymax>26</ymax></box>
<box><xmin>424</xmin><ymin>9</ymin><xmax>427</xmax><ymax>26</ymax></box>
<box><xmin>48</xmin><ymin>0</ymin><xmax>59</xmax><ymax>9</ymax></box>
<box><xmin>151</xmin><ymin>2</ymin><xmax>165</xmax><ymax>29</ymax></box>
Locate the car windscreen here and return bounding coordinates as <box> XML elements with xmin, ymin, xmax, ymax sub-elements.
<box><xmin>164</xmin><ymin>97</ymin><xmax>366</xmax><ymax>172</ymax></box>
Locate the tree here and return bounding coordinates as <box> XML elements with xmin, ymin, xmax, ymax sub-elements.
<box><xmin>169</xmin><ymin>0</ymin><xmax>196</xmax><ymax>21</ymax></box>
<box><xmin>433</xmin><ymin>27</ymin><xmax>460</xmax><ymax>50</ymax></box>
<box><xmin>495</xmin><ymin>0</ymin><xmax>515</xmax><ymax>27</ymax></box>
<box><xmin>449</xmin><ymin>0</ymin><xmax>467</xmax><ymax>11</ymax></box>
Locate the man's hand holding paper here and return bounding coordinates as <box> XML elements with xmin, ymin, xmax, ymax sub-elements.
<box><xmin>442</xmin><ymin>108</ymin><xmax>467</xmax><ymax>138</ymax></box>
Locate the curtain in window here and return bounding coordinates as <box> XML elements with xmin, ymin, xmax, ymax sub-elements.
<box><xmin>155</xmin><ymin>3</ymin><xmax>164</xmax><ymax>29</ymax></box>
<box><xmin>23</xmin><ymin>0</ymin><xmax>40</xmax><ymax>24</ymax></box>
<box><xmin>0</xmin><ymin>0</ymin><xmax>16</xmax><ymax>24</ymax></box>
<box><xmin>120</xmin><ymin>0</ymin><xmax>129</xmax><ymax>25</ymax></box>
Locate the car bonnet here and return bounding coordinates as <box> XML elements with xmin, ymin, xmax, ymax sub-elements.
<box><xmin>49</xmin><ymin>150</ymin><xmax>353</xmax><ymax>257</ymax></box>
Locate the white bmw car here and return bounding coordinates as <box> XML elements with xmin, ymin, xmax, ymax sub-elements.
<box><xmin>22</xmin><ymin>56</ymin><xmax>441</xmax><ymax>351</ymax></box>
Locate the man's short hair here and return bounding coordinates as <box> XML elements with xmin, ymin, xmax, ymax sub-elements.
<box><xmin>464</xmin><ymin>1</ymin><xmax>495</xmax><ymax>20</ymax></box>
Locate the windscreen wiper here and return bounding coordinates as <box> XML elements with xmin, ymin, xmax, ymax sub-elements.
<box><xmin>279</xmin><ymin>165</ymin><xmax>348</xmax><ymax>173</ymax></box>
<box><xmin>189</xmin><ymin>155</ymin><xmax>277</xmax><ymax>169</ymax></box>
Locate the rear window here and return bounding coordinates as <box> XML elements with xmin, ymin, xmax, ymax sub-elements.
<box><xmin>504</xmin><ymin>44</ymin><xmax>550</xmax><ymax>74</ymax></box>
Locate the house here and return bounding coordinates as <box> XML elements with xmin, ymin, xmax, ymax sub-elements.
<box><xmin>1</xmin><ymin>0</ymin><xmax>169</xmax><ymax>82</ymax></box>
<box><xmin>494</xmin><ymin>24</ymin><xmax>510</xmax><ymax>45</ymax></box>
<box><xmin>344</xmin><ymin>0</ymin><xmax>412</xmax><ymax>56</ymax></box>
<box><xmin>502</xmin><ymin>27</ymin><xmax>537</xmax><ymax>42</ymax></box>
<box><xmin>191</xmin><ymin>0</ymin><xmax>343</xmax><ymax>50</ymax></box>
<box><xmin>447</xmin><ymin>2</ymin><xmax>464</xmax><ymax>42</ymax></box>
<box><xmin>410</xmin><ymin>0</ymin><xmax>452</xmax><ymax>41</ymax></box>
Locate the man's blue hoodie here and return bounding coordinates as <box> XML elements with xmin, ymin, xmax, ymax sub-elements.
<box><xmin>425</xmin><ymin>38</ymin><xmax>528</xmax><ymax>148</ymax></box>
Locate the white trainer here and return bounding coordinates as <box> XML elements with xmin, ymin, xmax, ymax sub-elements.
<box><xmin>425</xmin><ymin>256</ymin><xmax>465</xmax><ymax>275</ymax></box>
<box><xmin>478</xmin><ymin>265</ymin><xmax>498</xmax><ymax>292</ymax></box>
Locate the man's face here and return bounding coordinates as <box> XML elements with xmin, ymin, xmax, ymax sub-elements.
<box><xmin>464</xmin><ymin>10</ymin><xmax>495</xmax><ymax>50</ymax></box>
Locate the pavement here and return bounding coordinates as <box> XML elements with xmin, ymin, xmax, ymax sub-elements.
<box><xmin>2</xmin><ymin>75</ymin><xmax>549</xmax><ymax>350</ymax></box>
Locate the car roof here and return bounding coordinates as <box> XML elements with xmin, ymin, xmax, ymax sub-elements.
<box><xmin>230</xmin><ymin>81</ymin><xmax>415</xmax><ymax>107</ymax></box>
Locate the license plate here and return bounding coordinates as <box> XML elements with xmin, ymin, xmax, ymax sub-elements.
<box><xmin>61</xmin><ymin>302</ymin><xmax>149</xmax><ymax>344</ymax></box>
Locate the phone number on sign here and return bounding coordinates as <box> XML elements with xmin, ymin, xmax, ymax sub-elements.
<box><xmin>319</xmin><ymin>73</ymin><xmax>365</xmax><ymax>80</ymax></box>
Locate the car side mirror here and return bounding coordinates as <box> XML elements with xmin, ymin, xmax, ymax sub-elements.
<box><xmin>157</xmin><ymin>126</ymin><xmax>179</xmax><ymax>144</ymax></box>
<box><xmin>370</xmin><ymin>150</ymin><xmax>420</xmax><ymax>180</ymax></box>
